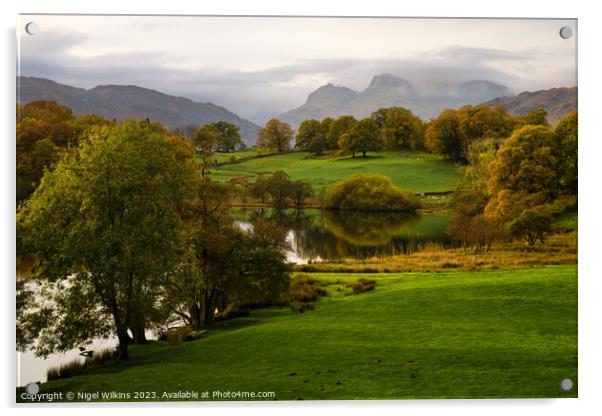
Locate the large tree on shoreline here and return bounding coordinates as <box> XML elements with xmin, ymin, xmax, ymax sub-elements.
<box><xmin>17</xmin><ymin>121</ymin><xmax>193</xmax><ymax>359</ymax></box>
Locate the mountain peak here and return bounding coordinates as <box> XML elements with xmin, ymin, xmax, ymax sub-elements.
<box><xmin>305</xmin><ymin>83</ymin><xmax>357</xmax><ymax>105</ymax></box>
<box><xmin>367</xmin><ymin>73</ymin><xmax>412</xmax><ymax>90</ymax></box>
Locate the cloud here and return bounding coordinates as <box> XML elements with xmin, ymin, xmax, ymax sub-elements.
<box><xmin>18</xmin><ymin>33</ymin><xmax>575</xmax><ymax>124</ymax></box>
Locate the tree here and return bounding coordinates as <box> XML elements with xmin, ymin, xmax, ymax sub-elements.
<box><xmin>211</xmin><ymin>121</ymin><xmax>243</xmax><ymax>152</ymax></box>
<box><xmin>327</xmin><ymin>115</ymin><xmax>357</xmax><ymax>150</ymax></box>
<box><xmin>554</xmin><ymin>110</ymin><xmax>577</xmax><ymax>194</ymax></box>
<box><xmin>488</xmin><ymin>125</ymin><xmax>559</xmax><ymax>200</ymax></box>
<box><xmin>163</xmin><ymin>178</ymin><xmax>290</xmax><ymax>328</ymax></box>
<box><xmin>165</xmin><ymin>134</ymin><xmax>194</xmax><ymax>162</ymax></box>
<box><xmin>381</xmin><ymin>107</ymin><xmax>424</xmax><ymax>150</ymax></box>
<box><xmin>256</xmin><ymin>118</ymin><xmax>293</xmax><ymax>153</ymax></box>
<box><xmin>320</xmin><ymin>117</ymin><xmax>334</xmax><ymax>145</ymax></box>
<box><xmin>16</xmin><ymin>101</ymin><xmax>78</xmax><ymax>201</ymax></box>
<box><xmin>458</xmin><ymin>105</ymin><xmax>515</xmax><ymax>144</ymax></box>
<box><xmin>426</xmin><ymin>106</ymin><xmax>514</xmax><ymax>162</ymax></box>
<box><xmin>289</xmin><ymin>181</ymin><xmax>314</xmax><ymax>209</ymax></box>
<box><xmin>509</xmin><ymin>208</ymin><xmax>552</xmax><ymax>246</ymax></box>
<box><xmin>425</xmin><ymin>109</ymin><xmax>465</xmax><ymax>161</ymax></box>
<box><xmin>264</xmin><ymin>170</ymin><xmax>293</xmax><ymax>210</ymax></box>
<box><xmin>192</xmin><ymin>123</ymin><xmax>220</xmax><ymax>177</ymax></box>
<box><xmin>347</xmin><ymin>118</ymin><xmax>383</xmax><ymax>157</ymax></box>
<box><xmin>249</xmin><ymin>174</ymin><xmax>269</xmax><ymax>203</ymax></box>
<box><xmin>323</xmin><ymin>173</ymin><xmax>420</xmax><ymax>212</ymax></box>
<box><xmin>295</xmin><ymin>119</ymin><xmax>326</xmax><ymax>154</ymax></box>
<box><xmin>447</xmin><ymin>189</ymin><xmax>499</xmax><ymax>252</ymax></box>
<box><xmin>370</xmin><ymin>108</ymin><xmax>388</xmax><ymax>129</ymax></box>
<box><xmin>17</xmin><ymin>121</ymin><xmax>193</xmax><ymax>359</ymax></box>
<box><xmin>517</xmin><ymin>108</ymin><xmax>549</xmax><ymax>128</ymax></box>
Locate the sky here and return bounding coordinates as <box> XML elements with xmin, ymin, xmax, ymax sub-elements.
<box><xmin>17</xmin><ymin>15</ymin><xmax>577</xmax><ymax>124</ymax></box>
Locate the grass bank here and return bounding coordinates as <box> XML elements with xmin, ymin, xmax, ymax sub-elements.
<box><xmin>296</xmin><ymin>233</ymin><xmax>577</xmax><ymax>273</ymax></box>
<box><xmin>208</xmin><ymin>150</ymin><xmax>463</xmax><ymax>194</ymax></box>
<box><xmin>20</xmin><ymin>265</ymin><xmax>577</xmax><ymax>401</ymax></box>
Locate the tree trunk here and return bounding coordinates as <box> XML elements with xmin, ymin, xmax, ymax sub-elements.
<box><xmin>131</xmin><ymin>326</ymin><xmax>147</xmax><ymax>344</ymax></box>
<box><xmin>115</xmin><ymin>323</ymin><xmax>130</xmax><ymax>359</ymax></box>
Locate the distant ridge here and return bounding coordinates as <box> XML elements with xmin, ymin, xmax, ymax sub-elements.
<box><xmin>482</xmin><ymin>86</ymin><xmax>577</xmax><ymax>125</ymax></box>
<box><xmin>17</xmin><ymin>76</ymin><xmax>261</xmax><ymax>145</ymax></box>
<box><xmin>279</xmin><ymin>74</ymin><xmax>512</xmax><ymax>128</ymax></box>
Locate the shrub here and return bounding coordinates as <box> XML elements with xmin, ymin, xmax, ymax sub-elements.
<box><xmin>47</xmin><ymin>347</ymin><xmax>117</xmax><ymax>380</ymax></box>
<box><xmin>291</xmin><ymin>302</ymin><xmax>315</xmax><ymax>313</ymax></box>
<box><xmin>323</xmin><ymin>173</ymin><xmax>420</xmax><ymax>212</ymax></box>
<box><xmin>509</xmin><ymin>208</ymin><xmax>552</xmax><ymax>246</ymax></box>
<box><xmin>349</xmin><ymin>278</ymin><xmax>376</xmax><ymax>294</ymax></box>
<box><xmin>277</xmin><ymin>273</ymin><xmax>327</xmax><ymax>305</ymax></box>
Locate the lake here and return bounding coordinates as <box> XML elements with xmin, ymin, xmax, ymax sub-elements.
<box><xmin>232</xmin><ymin>208</ymin><xmax>451</xmax><ymax>263</ymax></box>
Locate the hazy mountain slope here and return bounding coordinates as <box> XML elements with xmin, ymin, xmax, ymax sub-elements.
<box><xmin>279</xmin><ymin>74</ymin><xmax>512</xmax><ymax>127</ymax></box>
<box><xmin>279</xmin><ymin>83</ymin><xmax>358</xmax><ymax>127</ymax></box>
<box><xmin>17</xmin><ymin>76</ymin><xmax>261</xmax><ymax>145</ymax></box>
<box><xmin>482</xmin><ymin>86</ymin><xmax>577</xmax><ymax>125</ymax></box>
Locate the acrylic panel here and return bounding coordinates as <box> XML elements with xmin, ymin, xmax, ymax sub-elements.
<box><xmin>16</xmin><ymin>15</ymin><xmax>578</xmax><ymax>402</ymax></box>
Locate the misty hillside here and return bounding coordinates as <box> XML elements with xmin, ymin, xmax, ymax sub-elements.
<box><xmin>17</xmin><ymin>76</ymin><xmax>261</xmax><ymax>145</ymax></box>
<box><xmin>279</xmin><ymin>74</ymin><xmax>512</xmax><ymax>127</ymax></box>
<box><xmin>482</xmin><ymin>86</ymin><xmax>577</xmax><ymax>125</ymax></box>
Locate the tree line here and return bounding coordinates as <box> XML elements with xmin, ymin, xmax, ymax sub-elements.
<box><xmin>253</xmin><ymin>104</ymin><xmax>560</xmax><ymax>163</ymax></box>
<box><xmin>17</xmin><ymin>102</ymin><xmax>291</xmax><ymax>360</ymax></box>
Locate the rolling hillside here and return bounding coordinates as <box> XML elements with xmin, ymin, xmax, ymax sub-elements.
<box><xmin>17</xmin><ymin>76</ymin><xmax>262</xmax><ymax>145</ymax></box>
<box><xmin>483</xmin><ymin>86</ymin><xmax>577</xmax><ymax>125</ymax></box>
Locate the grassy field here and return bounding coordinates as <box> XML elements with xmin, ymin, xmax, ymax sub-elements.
<box><xmin>22</xmin><ymin>265</ymin><xmax>577</xmax><ymax>401</ymax></box>
<box><xmin>207</xmin><ymin>150</ymin><xmax>463</xmax><ymax>193</ymax></box>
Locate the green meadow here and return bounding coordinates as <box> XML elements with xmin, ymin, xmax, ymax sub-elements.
<box><xmin>24</xmin><ymin>265</ymin><xmax>577</xmax><ymax>401</ymax></box>
<box><xmin>207</xmin><ymin>150</ymin><xmax>463</xmax><ymax>193</ymax></box>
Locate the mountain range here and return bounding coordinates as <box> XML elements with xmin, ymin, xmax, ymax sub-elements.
<box><xmin>279</xmin><ymin>74</ymin><xmax>515</xmax><ymax>127</ymax></box>
<box><xmin>18</xmin><ymin>76</ymin><xmax>577</xmax><ymax>145</ymax></box>
<box><xmin>17</xmin><ymin>76</ymin><xmax>262</xmax><ymax>145</ymax></box>
<box><xmin>482</xmin><ymin>86</ymin><xmax>577</xmax><ymax>125</ymax></box>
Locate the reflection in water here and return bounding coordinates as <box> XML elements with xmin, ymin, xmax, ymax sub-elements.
<box><xmin>233</xmin><ymin>208</ymin><xmax>450</xmax><ymax>262</ymax></box>
<box><xmin>323</xmin><ymin>210</ymin><xmax>420</xmax><ymax>246</ymax></box>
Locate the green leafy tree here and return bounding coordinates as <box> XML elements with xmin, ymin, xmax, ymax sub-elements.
<box><xmin>256</xmin><ymin>118</ymin><xmax>293</xmax><ymax>153</ymax></box>
<box><xmin>17</xmin><ymin>121</ymin><xmax>193</xmax><ymax>359</ymax></box>
<box><xmin>192</xmin><ymin>123</ymin><xmax>220</xmax><ymax>177</ymax></box>
<box><xmin>289</xmin><ymin>181</ymin><xmax>314</xmax><ymax>209</ymax></box>
<box><xmin>488</xmin><ymin>125</ymin><xmax>559</xmax><ymax>200</ymax></box>
<box><xmin>16</xmin><ymin>101</ymin><xmax>78</xmax><ymax>200</ymax></box>
<box><xmin>265</xmin><ymin>170</ymin><xmax>293</xmax><ymax>210</ymax></box>
<box><xmin>381</xmin><ymin>107</ymin><xmax>424</xmax><ymax>150</ymax></box>
<box><xmin>517</xmin><ymin>108</ymin><xmax>549</xmax><ymax>127</ymax></box>
<box><xmin>458</xmin><ymin>106</ymin><xmax>515</xmax><ymax>144</ymax></box>
<box><xmin>347</xmin><ymin>118</ymin><xmax>383</xmax><ymax>157</ymax></box>
<box><xmin>164</xmin><ymin>179</ymin><xmax>290</xmax><ymax>328</ymax></box>
<box><xmin>295</xmin><ymin>119</ymin><xmax>325</xmax><ymax>154</ymax></box>
<box><xmin>320</xmin><ymin>117</ymin><xmax>334</xmax><ymax>144</ymax></box>
<box><xmin>425</xmin><ymin>109</ymin><xmax>465</xmax><ymax>161</ymax></box>
<box><xmin>554</xmin><ymin>110</ymin><xmax>578</xmax><ymax>194</ymax></box>
<box><xmin>211</xmin><ymin>121</ymin><xmax>243</xmax><ymax>152</ymax></box>
<box><xmin>249</xmin><ymin>174</ymin><xmax>269</xmax><ymax>203</ymax></box>
<box><xmin>509</xmin><ymin>208</ymin><xmax>552</xmax><ymax>246</ymax></box>
<box><xmin>426</xmin><ymin>106</ymin><xmax>514</xmax><ymax>162</ymax></box>
<box><xmin>327</xmin><ymin>115</ymin><xmax>357</xmax><ymax>150</ymax></box>
<box><xmin>370</xmin><ymin>108</ymin><xmax>389</xmax><ymax>129</ymax></box>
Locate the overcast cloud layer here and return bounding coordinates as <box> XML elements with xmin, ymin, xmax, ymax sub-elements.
<box><xmin>17</xmin><ymin>15</ymin><xmax>577</xmax><ymax>124</ymax></box>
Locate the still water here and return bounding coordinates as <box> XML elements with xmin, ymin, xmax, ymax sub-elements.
<box><xmin>233</xmin><ymin>208</ymin><xmax>451</xmax><ymax>263</ymax></box>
